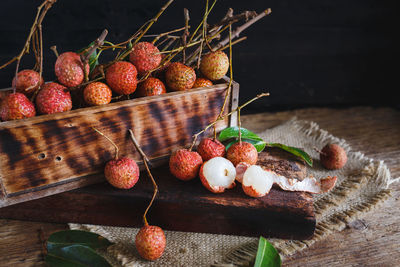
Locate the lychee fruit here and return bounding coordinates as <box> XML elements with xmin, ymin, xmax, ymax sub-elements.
<box><xmin>200</xmin><ymin>51</ymin><xmax>229</xmax><ymax>81</ymax></box>
<box><xmin>0</xmin><ymin>93</ymin><xmax>36</xmax><ymax>121</ymax></box>
<box><xmin>55</xmin><ymin>52</ymin><xmax>89</xmax><ymax>87</ymax></box>
<box><xmin>35</xmin><ymin>82</ymin><xmax>72</xmax><ymax>115</ymax></box>
<box><xmin>197</xmin><ymin>138</ymin><xmax>225</xmax><ymax>161</ymax></box>
<box><xmin>319</xmin><ymin>144</ymin><xmax>347</xmax><ymax>170</ymax></box>
<box><xmin>242</xmin><ymin>165</ymin><xmax>273</xmax><ymax>198</ymax></box>
<box><xmin>199</xmin><ymin>157</ymin><xmax>236</xmax><ymax>193</ymax></box>
<box><xmin>12</xmin><ymin>69</ymin><xmax>44</xmax><ymax>96</ymax></box>
<box><xmin>104</xmin><ymin>157</ymin><xmax>139</xmax><ymax>189</ymax></box>
<box><xmin>193</xmin><ymin>78</ymin><xmax>213</xmax><ymax>88</ymax></box>
<box><xmin>83</xmin><ymin>82</ymin><xmax>112</xmax><ymax>106</ymax></box>
<box><xmin>169</xmin><ymin>149</ymin><xmax>203</xmax><ymax>181</ymax></box>
<box><xmin>165</xmin><ymin>62</ymin><xmax>196</xmax><ymax>91</ymax></box>
<box><xmin>226</xmin><ymin>142</ymin><xmax>258</xmax><ymax>166</ymax></box>
<box><xmin>136</xmin><ymin>77</ymin><xmax>166</xmax><ymax>97</ymax></box>
<box><xmin>135</xmin><ymin>224</ymin><xmax>166</xmax><ymax>261</ymax></box>
<box><xmin>106</xmin><ymin>61</ymin><xmax>138</xmax><ymax>95</ymax></box>
<box><xmin>129</xmin><ymin>42</ymin><xmax>162</xmax><ymax>75</ymax></box>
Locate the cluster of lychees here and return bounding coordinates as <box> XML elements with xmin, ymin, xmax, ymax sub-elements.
<box><xmin>0</xmin><ymin>41</ymin><xmax>229</xmax><ymax>122</ymax></box>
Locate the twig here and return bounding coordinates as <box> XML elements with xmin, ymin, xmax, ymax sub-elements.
<box><xmin>218</xmin><ymin>36</ymin><xmax>247</xmax><ymax>51</ymax></box>
<box><xmin>92</xmin><ymin>127</ymin><xmax>119</xmax><ymax>159</ymax></box>
<box><xmin>129</xmin><ymin>129</ymin><xmax>158</xmax><ymax>226</ymax></box>
<box><xmin>181</xmin><ymin>8</ymin><xmax>190</xmax><ymax>63</ymax></box>
<box><xmin>50</xmin><ymin>45</ymin><xmax>59</xmax><ymax>57</ymax></box>
<box><xmin>151</xmin><ymin>26</ymin><xmax>188</xmax><ymax>45</ymax></box>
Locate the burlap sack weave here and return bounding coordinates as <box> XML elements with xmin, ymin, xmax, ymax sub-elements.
<box><xmin>69</xmin><ymin>118</ymin><xmax>396</xmax><ymax>267</ymax></box>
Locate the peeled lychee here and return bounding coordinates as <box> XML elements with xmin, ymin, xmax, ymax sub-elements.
<box><xmin>12</xmin><ymin>69</ymin><xmax>44</xmax><ymax>96</ymax></box>
<box><xmin>137</xmin><ymin>77</ymin><xmax>166</xmax><ymax>97</ymax></box>
<box><xmin>197</xmin><ymin>138</ymin><xmax>225</xmax><ymax>161</ymax></box>
<box><xmin>193</xmin><ymin>78</ymin><xmax>213</xmax><ymax>88</ymax></box>
<box><xmin>129</xmin><ymin>42</ymin><xmax>162</xmax><ymax>75</ymax></box>
<box><xmin>55</xmin><ymin>52</ymin><xmax>89</xmax><ymax>87</ymax></box>
<box><xmin>0</xmin><ymin>93</ymin><xmax>36</xmax><ymax>121</ymax></box>
<box><xmin>169</xmin><ymin>149</ymin><xmax>203</xmax><ymax>181</ymax></box>
<box><xmin>83</xmin><ymin>82</ymin><xmax>112</xmax><ymax>106</ymax></box>
<box><xmin>165</xmin><ymin>62</ymin><xmax>196</xmax><ymax>91</ymax></box>
<box><xmin>104</xmin><ymin>157</ymin><xmax>139</xmax><ymax>189</ymax></box>
<box><xmin>319</xmin><ymin>144</ymin><xmax>347</xmax><ymax>170</ymax></box>
<box><xmin>135</xmin><ymin>224</ymin><xmax>166</xmax><ymax>261</ymax></box>
<box><xmin>106</xmin><ymin>61</ymin><xmax>138</xmax><ymax>95</ymax></box>
<box><xmin>36</xmin><ymin>82</ymin><xmax>72</xmax><ymax>115</ymax></box>
<box><xmin>242</xmin><ymin>165</ymin><xmax>273</xmax><ymax>198</ymax></box>
<box><xmin>200</xmin><ymin>51</ymin><xmax>229</xmax><ymax>81</ymax></box>
<box><xmin>226</xmin><ymin>142</ymin><xmax>258</xmax><ymax>166</ymax></box>
<box><xmin>199</xmin><ymin>157</ymin><xmax>236</xmax><ymax>193</ymax></box>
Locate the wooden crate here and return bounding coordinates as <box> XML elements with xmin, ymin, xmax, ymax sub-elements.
<box><xmin>0</xmin><ymin>80</ymin><xmax>239</xmax><ymax>208</ymax></box>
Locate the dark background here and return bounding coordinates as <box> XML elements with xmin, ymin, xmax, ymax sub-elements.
<box><xmin>0</xmin><ymin>0</ymin><xmax>397</xmax><ymax>113</ymax></box>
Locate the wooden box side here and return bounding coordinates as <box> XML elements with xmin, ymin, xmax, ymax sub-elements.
<box><xmin>0</xmin><ymin>82</ymin><xmax>239</xmax><ymax>207</ymax></box>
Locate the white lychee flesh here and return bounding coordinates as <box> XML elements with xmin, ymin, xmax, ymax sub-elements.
<box><xmin>202</xmin><ymin>157</ymin><xmax>236</xmax><ymax>188</ymax></box>
<box><xmin>242</xmin><ymin>165</ymin><xmax>274</xmax><ymax>196</ymax></box>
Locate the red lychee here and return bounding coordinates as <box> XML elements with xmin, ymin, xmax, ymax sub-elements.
<box><xmin>35</xmin><ymin>82</ymin><xmax>72</xmax><ymax>115</ymax></box>
<box><xmin>226</xmin><ymin>142</ymin><xmax>258</xmax><ymax>166</ymax></box>
<box><xmin>200</xmin><ymin>51</ymin><xmax>229</xmax><ymax>81</ymax></box>
<box><xmin>55</xmin><ymin>52</ymin><xmax>89</xmax><ymax>87</ymax></box>
<box><xmin>83</xmin><ymin>82</ymin><xmax>112</xmax><ymax>106</ymax></box>
<box><xmin>12</xmin><ymin>69</ymin><xmax>44</xmax><ymax>96</ymax></box>
<box><xmin>135</xmin><ymin>224</ymin><xmax>166</xmax><ymax>261</ymax></box>
<box><xmin>197</xmin><ymin>138</ymin><xmax>225</xmax><ymax>161</ymax></box>
<box><xmin>104</xmin><ymin>157</ymin><xmax>139</xmax><ymax>189</ymax></box>
<box><xmin>129</xmin><ymin>42</ymin><xmax>162</xmax><ymax>75</ymax></box>
<box><xmin>165</xmin><ymin>62</ymin><xmax>196</xmax><ymax>91</ymax></box>
<box><xmin>319</xmin><ymin>144</ymin><xmax>347</xmax><ymax>170</ymax></box>
<box><xmin>193</xmin><ymin>78</ymin><xmax>213</xmax><ymax>88</ymax></box>
<box><xmin>106</xmin><ymin>61</ymin><xmax>138</xmax><ymax>95</ymax></box>
<box><xmin>0</xmin><ymin>93</ymin><xmax>36</xmax><ymax>121</ymax></box>
<box><xmin>169</xmin><ymin>149</ymin><xmax>203</xmax><ymax>181</ymax></box>
<box><xmin>137</xmin><ymin>77</ymin><xmax>166</xmax><ymax>97</ymax></box>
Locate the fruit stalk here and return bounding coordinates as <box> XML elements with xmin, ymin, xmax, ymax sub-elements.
<box><xmin>129</xmin><ymin>129</ymin><xmax>158</xmax><ymax>226</ymax></box>
<box><xmin>92</xmin><ymin>127</ymin><xmax>119</xmax><ymax>159</ymax></box>
<box><xmin>181</xmin><ymin>8</ymin><xmax>190</xmax><ymax>63</ymax></box>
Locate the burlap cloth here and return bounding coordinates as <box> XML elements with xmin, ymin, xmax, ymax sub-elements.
<box><xmin>69</xmin><ymin>118</ymin><xmax>397</xmax><ymax>266</ymax></box>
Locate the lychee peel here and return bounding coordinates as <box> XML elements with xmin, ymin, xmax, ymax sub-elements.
<box><xmin>197</xmin><ymin>138</ymin><xmax>225</xmax><ymax>161</ymax></box>
<box><xmin>129</xmin><ymin>42</ymin><xmax>162</xmax><ymax>75</ymax></box>
<box><xmin>169</xmin><ymin>149</ymin><xmax>203</xmax><ymax>181</ymax></box>
<box><xmin>200</xmin><ymin>51</ymin><xmax>229</xmax><ymax>81</ymax></box>
<box><xmin>320</xmin><ymin>144</ymin><xmax>347</xmax><ymax>170</ymax></box>
<box><xmin>55</xmin><ymin>52</ymin><xmax>89</xmax><ymax>87</ymax></box>
<box><xmin>199</xmin><ymin>157</ymin><xmax>236</xmax><ymax>193</ymax></box>
<box><xmin>165</xmin><ymin>62</ymin><xmax>196</xmax><ymax>91</ymax></box>
<box><xmin>235</xmin><ymin>162</ymin><xmax>251</xmax><ymax>183</ymax></box>
<box><xmin>137</xmin><ymin>77</ymin><xmax>166</xmax><ymax>97</ymax></box>
<box><xmin>226</xmin><ymin>142</ymin><xmax>258</xmax><ymax>166</ymax></box>
<box><xmin>106</xmin><ymin>61</ymin><xmax>138</xmax><ymax>95</ymax></box>
<box><xmin>12</xmin><ymin>69</ymin><xmax>44</xmax><ymax>96</ymax></box>
<box><xmin>193</xmin><ymin>78</ymin><xmax>213</xmax><ymax>88</ymax></box>
<box><xmin>35</xmin><ymin>82</ymin><xmax>72</xmax><ymax>115</ymax></box>
<box><xmin>135</xmin><ymin>225</ymin><xmax>166</xmax><ymax>261</ymax></box>
<box><xmin>83</xmin><ymin>82</ymin><xmax>112</xmax><ymax>106</ymax></box>
<box><xmin>0</xmin><ymin>93</ymin><xmax>36</xmax><ymax>121</ymax></box>
<box><xmin>104</xmin><ymin>157</ymin><xmax>139</xmax><ymax>189</ymax></box>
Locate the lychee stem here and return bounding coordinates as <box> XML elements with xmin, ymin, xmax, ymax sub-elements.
<box><xmin>92</xmin><ymin>127</ymin><xmax>119</xmax><ymax>159</ymax></box>
<box><xmin>50</xmin><ymin>46</ymin><xmax>59</xmax><ymax>58</ymax></box>
<box><xmin>129</xmin><ymin>129</ymin><xmax>158</xmax><ymax>227</ymax></box>
<box><xmin>313</xmin><ymin>147</ymin><xmax>327</xmax><ymax>157</ymax></box>
<box><xmin>238</xmin><ymin>108</ymin><xmax>242</xmax><ymax>144</ymax></box>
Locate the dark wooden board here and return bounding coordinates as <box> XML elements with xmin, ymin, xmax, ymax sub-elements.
<box><xmin>0</xmin><ymin>151</ymin><xmax>315</xmax><ymax>240</ymax></box>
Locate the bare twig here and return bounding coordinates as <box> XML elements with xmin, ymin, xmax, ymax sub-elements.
<box><xmin>92</xmin><ymin>127</ymin><xmax>119</xmax><ymax>159</ymax></box>
<box><xmin>181</xmin><ymin>8</ymin><xmax>190</xmax><ymax>63</ymax></box>
<box><xmin>50</xmin><ymin>45</ymin><xmax>59</xmax><ymax>58</ymax></box>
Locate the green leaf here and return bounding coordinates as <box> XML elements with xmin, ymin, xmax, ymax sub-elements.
<box><xmin>225</xmin><ymin>139</ymin><xmax>266</xmax><ymax>153</ymax></box>
<box><xmin>254</xmin><ymin>237</ymin><xmax>281</xmax><ymax>267</ymax></box>
<box><xmin>47</xmin><ymin>230</ymin><xmax>112</xmax><ymax>251</ymax></box>
<box><xmin>45</xmin><ymin>244</ymin><xmax>111</xmax><ymax>267</ymax></box>
<box><xmin>218</xmin><ymin>127</ymin><xmax>263</xmax><ymax>142</ymax></box>
<box><xmin>267</xmin><ymin>143</ymin><xmax>313</xmax><ymax>167</ymax></box>
<box><xmin>76</xmin><ymin>42</ymin><xmax>99</xmax><ymax>72</ymax></box>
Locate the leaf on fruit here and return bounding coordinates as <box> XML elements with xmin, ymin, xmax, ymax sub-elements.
<box><xmin>267</xmin><ymin>143</ymin><xmax>313</xmax><ymax>167</ymax></box>
<box><xmin>254</xmin><ymin>236</ymin><xmax>281</xmax><ymax>267</ymax></box>
<box><xmin>45</xmin><ymin>244</ymin><xmax>111</xmax><ymax>267</ymax></box>
<box><xmin>47</xmin><ymin>230</ymin><xmax>112</xmax><ymax>251</ymax></box>
<box><xmin>218</xmin><ymin>126</ymin><xmax>263</xmax><ymax>142</ymax></box>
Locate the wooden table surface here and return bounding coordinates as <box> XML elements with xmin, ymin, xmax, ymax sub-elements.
<box><xmin>0</xmin><ymin>106</ymin><xmax>399</xmax><ymax>266</ymax></box>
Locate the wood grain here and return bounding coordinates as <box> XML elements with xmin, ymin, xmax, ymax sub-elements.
<box><xmin>0</xmin><ymin>107</ymin><xmax>399</xmax><ymax>266</ymax></box>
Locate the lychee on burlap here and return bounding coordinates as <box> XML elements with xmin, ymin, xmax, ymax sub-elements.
<box><xmin>70</xmin><ymin>118</ymin><xmax>396</xmax><ymax>266</ymax></box>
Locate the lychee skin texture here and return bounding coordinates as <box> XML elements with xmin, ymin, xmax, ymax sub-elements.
<box><xmin>129</xmin><ymin>42</ymin><xmax>162</xmax><ymax>75</ymax></box>
<box><xmin>55</xmin><ymin>52</ymin><xmax>89</xmax><ymax>87</ymax></box>
<box><xmin>83</xmin><ymin>82</ymin><xmax>112</xmax><ymax>106</ymax></box>
<box><xmin>200</xmin><ymin>51</ymin><xmax>229</xmax><ymax>81</ymax></box>
<box><xmin>226</xmin><ymin>142</ymin><xmax>258</xmax><ymax>166</ymax></box>
<box><xmin>197</xmin><ymin>138</ymin><xmax>225</xmax><ymax>161</ymax></box>
<box><xmin>320</xmin><ymin>144</ymin><xmax>347</xmax><ymax>170</ymax></box>
<box><xmin>193</xmin><ymin>78</ymin><xmax>213</xmax><ymax>88</ymax></box>
<box><xmin>104</xmin><ymin>157</ymin><xmax>139</xmax><ymax>189</ymax></box>
<box><xmin>35</xmin><ymin>82</ymin><xmax>72</xmax><ymax>115</ymax></box>
<box><xmin>137</xmin><ymin>78</ymin><xmax>166</xmax><ymax>97</ymax></box>
<box><xmin>0</xmin><ymin>93</ymin><xmax>36</xmax><ymax>121</ymax></box>
<box><xmin>169</xmin><ymin>149</ymin><xmax>203</xmax><ymax>181</ymax></box>
<box><xmin>12</xmin><ymin>69</ymin><xmax>44</xmax><ymax>96</ymax></box>
<box><xmin>106</xmin><ymin>61</ymin><xmax>138</xmax><ymax>95</ymax></box>
<box><xmin>135</xmin><ymin>225</ymin><xmax>166</xmax><ymax>261</ymax></box>
<box><xmin>165</xmin><ymin>62</ymin><xmax>196</xmax><ymax>91</ymax></box>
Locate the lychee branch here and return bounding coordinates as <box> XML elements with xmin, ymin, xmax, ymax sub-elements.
<box><xmin>129</xmin><ymin>129</ymin><xmax>158</xmax><ymax>226</ymax></box>
<box><xmin>189</xmin><ymin>92</ymin><xmax>270</xmax><ymax>151</ymax></box>
<box><xmin>92</xmin><ymin>127</ymin><xmax>119</xmax><ymax>159</ymax></box>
